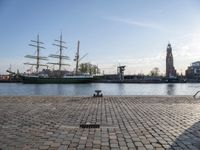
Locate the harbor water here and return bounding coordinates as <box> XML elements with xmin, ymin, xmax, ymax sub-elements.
<box><xmin>0</xmin><ymin>83</ymin><xmax>200</xmax><ymax>96</ymax></box>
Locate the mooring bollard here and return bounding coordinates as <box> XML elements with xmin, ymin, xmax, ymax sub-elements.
<box><xmin>93</xmin><ymin>90</ymin><xmax>103</xmax><ymax>97</ymax></box>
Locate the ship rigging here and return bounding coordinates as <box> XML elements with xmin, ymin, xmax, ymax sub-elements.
<box><xmin>24</xmin><ymin>34</ymin><xmax>48</xmax><ymax>73</ymax></box>
<box><xmin>48</xmin><ymin>33</ymin><xmax>70</xmax><ymax>72</ymax></box>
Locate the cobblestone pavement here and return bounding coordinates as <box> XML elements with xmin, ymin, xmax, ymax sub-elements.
<box><xmin>0</xmin><ymin>96</ymin><xmax>200</xmax><ymax>150</ymax></box>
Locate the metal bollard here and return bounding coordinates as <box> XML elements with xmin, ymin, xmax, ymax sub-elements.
<box><xmin>93</xmin><ymin>90</ymin><xmax>103</xmax><ymax>97</ymax></box>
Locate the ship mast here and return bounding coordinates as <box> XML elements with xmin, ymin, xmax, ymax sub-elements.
<box><xmin>48</xmin><ymin>33</ymin><xmax>69</xmax><ymax>72</ymax></box>
<box><xmin>74</xmin><ymin>41</ymin><xmax>88</xmax><ymax>75</ymax></box>
<box><xmin>24</xmin><ymin>34</ymin><xmax>48</xmax><ymax>73</ymax></box>
<box><xmin>75</xmin><ymin>41</ymin><xmax>80</xmax><ymax>75</ymax></box>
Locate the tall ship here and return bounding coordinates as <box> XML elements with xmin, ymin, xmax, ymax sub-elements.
<box><xmin>19</xmin><ymin>34</ymin><xmax>93</xmax><ymax>84</ymax></box>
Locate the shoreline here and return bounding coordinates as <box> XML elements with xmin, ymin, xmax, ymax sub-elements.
<box><xmin>0</xmin><ymin>95</ymin><xmax>196</xmax><ymax>100</ymax></box>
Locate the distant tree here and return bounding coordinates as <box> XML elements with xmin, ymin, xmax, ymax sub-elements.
<box><xmin>150</xmin><ymin>67</ymin><xmax>160</xmax><ymax>77</ymax></box>
<box><xmin>79</xmin><ymin>63</ymin><xmax>88</xmax><ymax>73</ymax></box>
<box><xmin>79</xmin><ymin>63</ymin><xmax>100</xmax><ymax>75</ymax></box>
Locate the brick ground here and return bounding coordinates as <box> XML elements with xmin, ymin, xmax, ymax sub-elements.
<box><xmin>0</xmin><ymin>96</ymin><xmax>200</xmax><ymax>150</ymax></box>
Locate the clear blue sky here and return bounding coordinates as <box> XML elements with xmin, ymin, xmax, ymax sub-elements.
<box><xmin>1</xmin><ymin>0</ymin><xmax>200</xmax><ymax>74</ymax></box>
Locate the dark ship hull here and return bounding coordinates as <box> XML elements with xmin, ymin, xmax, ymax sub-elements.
<box><xmin>20</xmin><ymin>75</ymin><xmax>93</xmax><ymax>84</ymax></box>
<box><xmin>164</xmin><ymin>77</ymin><xmax>186</xmax><ymax>83</ymax></box>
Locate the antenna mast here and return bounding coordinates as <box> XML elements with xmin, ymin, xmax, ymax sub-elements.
<box><xmin>24</xmin><ymin>34</ymin><xmax>48</xmax><ymax>73</ymax></box>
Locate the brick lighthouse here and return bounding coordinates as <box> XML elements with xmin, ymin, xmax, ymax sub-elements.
<box><xmin>166</xmin><ymin>43</ymin><xmax>176</xmax><ymax>78</ymax></box>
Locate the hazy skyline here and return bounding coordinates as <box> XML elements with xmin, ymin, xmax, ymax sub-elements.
<box><xmin>1</xmin><ymin>0</ymin><xmax>200</xmax><ymax>74</ymax></box>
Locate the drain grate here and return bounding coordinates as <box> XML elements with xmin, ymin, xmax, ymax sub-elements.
<box><xmin>80</xmin><ymin>124</ymin><xmax>100</xmax><ymax>128</ymax></box>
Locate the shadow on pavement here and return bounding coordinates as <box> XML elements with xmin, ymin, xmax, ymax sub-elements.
<box><xmin>170</xmin><ymin>121</ymin><xmax>200</xmax><ymax>149</ymax></box>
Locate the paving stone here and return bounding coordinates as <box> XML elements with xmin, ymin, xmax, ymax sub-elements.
<box><xmin>101</xmin><ymin>146</ymin><xmax>110</xmax><ymax>150</ymax></box>
<box><xmin>93</xmin><ymin>140</ymin><xmax>101</xmax><ymax>144</ymax></box>
<box><xmin>119</xmin><ymin>147</ymin><xmax>128</xmax><ymax>150</ymax></box>
<box><xmin>155</xmin><ymin>148</ymin><xmax>165</xmax><ymax>150</ymax></box>
<box><xmin>50</xmin><ymin>142</ymin><xmax>60</xmax><ymax>147</ymax></box>
<box><xmin>145</xmin><ymin>144</ymin><xmax>154</xmax><ymax>149</ymax></box>
<box><xmin>58</xmin><ymin>145</ymin><xmax>68</xmax><ymax>150</ymax></box>
<box><xmin>69</xmin><ymin>142</ymin><xmax>78</xmax><ymax>148</ymax></box>
<box><xmin>93</xmin><ymin>144</ymin><xmax>101</xmax><ymax>149</ymax></box>
<box><xmin>127</xmin><ymin>143</ymin><xmax>135</xmax><ymax>148</ymax></box>
<box><xmin>110</xmin><ymin>143</ymin><xmax>119</xmax><ymax>148</ymax></box>
<box><xmin>102</xmin><ymin>142</ymin><xmax>109</xmax><ymax>146</ymax></box>
<box><xmin>137</xmin><ymin>147</ymin><xmax>147</xmax><ymax>150</ymax></box>
<box><xmin>39</xmin><ymin>145</ymin><xmax>49</xmax><ymax>149</ymax></box>
<box><xmin>134</xmin><ymin>141</ymin><xmax>143</xmax><ymax>147</ymax></box>
<box><xmin>77</xmin><ymin>144</ymin><xmax>85</xmax><ymax>149</ymax></box>
<box><xmin>0</xmin><ymin>96</ymin><xmax>200</xmax><ymax>149</ymax></box>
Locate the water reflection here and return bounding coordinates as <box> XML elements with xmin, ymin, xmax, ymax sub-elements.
<box><xmin>73</xmin><ymin>84</ymin><xmax>94</xmax><ymax>96</ymax></box>
<box><xmin>34</xmin><ymin>84</ymin><xmax>42</xmax><ymax>95</ymax></box>
<box><xmin>117</xmin><ymin>84</ymin><xmax>125</xmax><ymax>95</ymax></box>
<box><xmin>56</xmin><ymin>84</ymin><xmax>64</xmax><ymax>95</ymax></box>
<box><xmin>0</xmin><ymin>83</ymin><xmax>199</xmax><ymax>96</ymax></box>
<box><xmin>166</xmin><ymin>84</ymin><xmax>175</xmax><ymax>95</ymax></box>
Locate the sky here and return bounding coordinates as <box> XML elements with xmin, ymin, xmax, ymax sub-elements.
<box><xmin>1</xmin><ymin>0</ymin><xmax>200</xmax><ymax>75</ymax></box>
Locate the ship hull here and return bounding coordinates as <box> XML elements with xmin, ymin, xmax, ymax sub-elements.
<box><xmin>20</xmin><ymin>76</ymin><xmax>93</xmax><ymax>84</ymax></box>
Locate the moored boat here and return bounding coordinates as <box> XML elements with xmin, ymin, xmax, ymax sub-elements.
<box><xmin>20</xmin><ymin>75</ymin><xmax>93</xmax><ymax>84</ymax></box>
<box><xmin>20</xmin><ymin>34</ymin><xmax>93</xmax><ymax>84</ymax></box>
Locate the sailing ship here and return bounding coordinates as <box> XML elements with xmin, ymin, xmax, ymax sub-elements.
<box><xmin>19</xmin><ymin>34</ymin><xmax>93</xmax><ymax>84</ymax></box>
